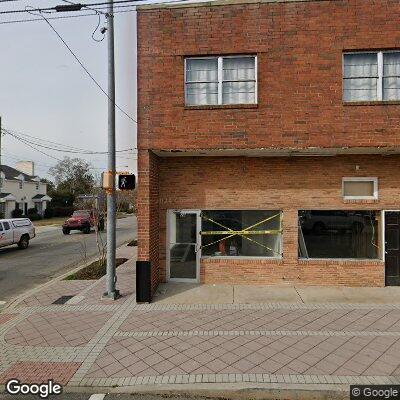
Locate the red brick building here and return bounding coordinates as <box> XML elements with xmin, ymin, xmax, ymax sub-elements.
<box><xmin>136</xmin><ymin>0</ymin><xmax>400</xmax><ymax>296</ymax></box>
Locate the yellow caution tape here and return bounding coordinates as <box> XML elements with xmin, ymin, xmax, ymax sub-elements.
<box><xmin>200</xmin><ymin>212</ymin><xmax>282</xmax><ymax>255</ymax></box>
<box><xmin>201</xmin><ymin>230</ymin><xmax>282</xmax><ymax>235</ymax></box>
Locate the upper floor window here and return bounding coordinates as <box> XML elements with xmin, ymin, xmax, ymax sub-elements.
<box><xmin>343</xmin><ymin>51</ymin><xmax>400</xmax><ymax>102</ymax></box>
<box><xmin>185</xmin><ymin>56</ymin><xmax>257</xmax><ymax>106</ymax></box>
<box><xmin>342</xmin><ymin>177</ymin><xmax>378</xmax><ymax>200</ymax></box>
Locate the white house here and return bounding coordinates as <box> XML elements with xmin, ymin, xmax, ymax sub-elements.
<box><xmin>0</xmin><ymin>161</ymin><xmax>51</xmax><ymax>218</ymax></box>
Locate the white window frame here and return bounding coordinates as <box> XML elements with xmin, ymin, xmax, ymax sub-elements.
<box><xmin>342</xmin><ymin>177</ymin><xmax>378</xmax><ymax>200</ymax></box>
<box><xmin>343</xmin><ymin>50</ymin><xmax>400</xmax><ymax>102</ymax></box>
<box><xmin>184</xmin><ymin>55</ymin><xmax>258</xmax><ymax>106</ymax></box>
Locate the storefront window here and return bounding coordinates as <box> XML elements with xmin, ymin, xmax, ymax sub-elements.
<box><xmin>201</xmin><ymin>210</ymin><xmax>282</xmax><ymax>257</ymax></box>
<box><xmin>298</xmin><ymin>210</ymin><xmax>380</xmax><ymax>259</ymax></box>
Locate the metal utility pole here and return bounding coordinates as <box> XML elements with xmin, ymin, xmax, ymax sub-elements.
<box><xmin>104</xmin><ymin>0</ymin><xmax>119</xmax><ymax>299</ymax></box>
<box><xmin>52</xmin><ymin>1</ymin><xmax>119</xmax><ymax>299</ymax></box>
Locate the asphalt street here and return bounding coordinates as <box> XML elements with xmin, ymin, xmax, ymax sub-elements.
<box><xmin>0</xmin><ymin>393</ymin><xmax>234</xmax><ymax>400</ymax></box>
<box><xmin>0</xmin><ymin>216</ymin><xmax>136</xmax><ymax>304</ymax></box>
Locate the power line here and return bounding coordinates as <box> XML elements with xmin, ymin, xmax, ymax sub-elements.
<box><xmin>2</xmin><ymin>128</ymin><xmax>136</xmax><ymax>154</ymax></box>
<box><xmin>61</xmin><ymin>0</ymin><xmax>106</xmax><ymax>14</ymax></box>
<box><xmin>0</xmin><ymin>0</ymin><xmax>196</xmax><ymax>14</ymax></box>
<box><xmin>7</xmin><ymin>128</ymin><xmax>137</xmax><ymax>153</ymax></box>
<box><xmin>4</xmin><ymin>132</ymin><xmax>137</xmax><ymax>165</ymax></box>
<box><xmin>26</xmin><ymin>13</ymin><xmax>137</xmax><ymax>124</ymax></box>
<box><xmin>0</xmin><ymin>7</ymin><xmax>140</xmax><ymax>24</ymax></box>
<box><xmin>5</xmin><ymin>128</ymin><xmax>104</xmax><ymax>152</ymax></box>
<box><xmin>7</xmin><ymin>132</ymin><xmax>64</xmax><ymax>162</ymax></box>
<box><xmin>0</xmin><ymin>10</ymin><xmax>100</xmax><ymax>23</ymax></box>
<box><xmin>0</xmin><ymin>0</ymin><xmax>140</xmax><ymax>14</ymax></box>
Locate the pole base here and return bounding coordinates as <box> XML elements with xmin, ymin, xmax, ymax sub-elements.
<box><xmin>102</xmin><ymin>290</ymin><xmax>120</xmax><ymax>300</ymax></box>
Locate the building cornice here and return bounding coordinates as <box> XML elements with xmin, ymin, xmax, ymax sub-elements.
<box><xmin>137</xmin><ymin>0</ymin><xmax>335</xmax><ymax>11</ymax></box>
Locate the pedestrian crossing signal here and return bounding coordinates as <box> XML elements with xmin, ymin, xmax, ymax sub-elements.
<box><xmin>118</xmin><ymin>174</ymin><xmax>135</xmax><ymax>190</ymax></box>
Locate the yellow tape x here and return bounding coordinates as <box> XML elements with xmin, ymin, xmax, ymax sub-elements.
<box><xmin>200</xmin><ymin>213</ymin><xmax>282</xmax><ymax>255</ymax></box>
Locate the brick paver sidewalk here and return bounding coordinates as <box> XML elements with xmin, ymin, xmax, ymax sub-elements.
<box><xmin>1</xmin><ymin>246</ymin><xmax>400</xmax><ymax>391</ymax></box>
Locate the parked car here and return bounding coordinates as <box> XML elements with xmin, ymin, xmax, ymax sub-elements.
<box><xmin>300</xmin><ymin>210</ymin><xmax>366</xmax><ymax>234</ymax></box>
<box><xmin>0</xmin><ymin>218</ymin><xmax>35</xmax><ymax>250</ymax></box>
<box><xmin>62</xmin><ymin>210</ymin><xmax>105</xmax><ymax>235</ymax></box>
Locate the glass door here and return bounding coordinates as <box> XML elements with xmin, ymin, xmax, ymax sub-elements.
<box><xmin>168</xmin><ymin>210</ymin><xmax>200</xmax><ymax>282</ymax></box>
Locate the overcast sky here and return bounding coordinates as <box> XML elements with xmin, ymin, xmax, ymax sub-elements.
<box><xmin>0</xmin><ymin>1</ymin><xmax>137</xmax><ymax>179</ymax></box>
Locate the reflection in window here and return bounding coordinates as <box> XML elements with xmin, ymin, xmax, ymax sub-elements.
<box><xmin>201</xmin><ymin>210</ymin><xmax>282</xmax><ymax>257</ymax></box>
<box><xmin>298</xmin><ymin>210</ymin><xmax>379</xmax><ymax>259</ymax></box>
<box><xmin>169</xmin><ymin>212</ymin><xmax>197</xmax><ymax>279</ymax></box>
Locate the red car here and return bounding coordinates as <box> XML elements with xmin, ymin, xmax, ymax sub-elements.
<box><xmin>62</xmin><ymin>210</ymin><xmax>104</xmax><ymax>235</ymax></box>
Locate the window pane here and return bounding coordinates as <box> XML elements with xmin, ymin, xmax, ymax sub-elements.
<box><xmin>223</xmin><ymin>57</ymin><xmax>255</xmax><ymax>81</ymax></box>
<box><xmin>344</xmin><ymin>53</ymin><xmax>378</xmax><ymax>101</ymax></box>
<box><xmin>186</xmin><ymin>58</ymin><xmax>218</xmax><ymax>82</ymax></box>
<box><xmin>343</xmin><ymin>78</ymin><xmax>377</xmax><ymax>101</ymax></box>
<box><xmin>298</xmin><ymin>210</ymin><xmax>379</xmax><ymax>259</ymax></box>
<box><xmin>185</xmin><ymin>82</ymin><xmax>218</xmax><ymax>105</ymax></box>
<box><xmin>201</xmin><ymin>210</ymin><xmax>281</xmax><ymax>257</ymax></box>
<box><xmin>343</xmin><ymin>180</ymin><xmax>375</xmax><ymax>197</ymax></box>
<box><xmin>383</xmin><ymin>77</ymin><xmax>400</xmax><ymax>100</ymax></box>
<box><xmin>222</xmin><ymin>81</ymin><xmax>255</xmax><ymax>104</ymax></box>
<box><xmin>383</xmin><ymin>53</ymin><xmax>400</xmax><ymax>76</ymax></box>
<box><xmin>344</xmin><ymin>53</ymin><xmax>378</xmax><ymax>78</ymax></box>
<box><xmin>170</xmin><ymin>213</ymin><xmax>196</xmax><ymax>244</ymax></box>
<box><xmin>170</xmin><ymin>244</ymin><xmax>197</xmax><ymax>279</ymax></box>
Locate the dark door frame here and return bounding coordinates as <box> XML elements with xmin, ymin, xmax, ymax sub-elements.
<box><xmin>384</xmin><ymin>210</ymin><xmax>400</xmax><ymax>286</ymax></box>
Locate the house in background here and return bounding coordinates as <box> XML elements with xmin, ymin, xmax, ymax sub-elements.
<box><xmin>136</xmin><ymin>0</ymin><xmax>400</xmax><ymax>296</ymax></box>
<box><xmin>0</xmin><ymin>161</ymin><xmax>51</xmax><ymax>218</ymax></box>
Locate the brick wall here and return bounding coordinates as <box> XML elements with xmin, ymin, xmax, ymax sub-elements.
<box><xmin>156</xmin><ymin>154</ymin><xmax>397</xmax><ymax>287</ymax></box>
<box><xmin>137</xmin><ymin>150</ymin><xmax>160</xmax><ymax>295</ymax></box>
<box><xmin>137</xmin><ymin>0</ymin><xmax>400</xmax><ymax>152</ymax></box>
<box><xmin>136</xmin><ymin>0</ymin><xmax>400</xmax><ymax>289</ymax></box>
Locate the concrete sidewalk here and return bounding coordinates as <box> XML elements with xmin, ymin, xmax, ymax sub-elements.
<box><xmin>153</xmin><ymin>283</ymin><xmax>400</xmax><ymax>305</ymax></box>
<box><xmin>0</xmin><ymin>254</ymin><xmax>399</xmax><ymax>394</ymax></box>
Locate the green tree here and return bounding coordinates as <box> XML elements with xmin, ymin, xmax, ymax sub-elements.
<box><xmin>49</xmin><ymin>157</ymin><xmax>96</xmax><ymax>199</ymax></box>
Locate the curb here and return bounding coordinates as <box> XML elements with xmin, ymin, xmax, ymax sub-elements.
<box><xmin>0</xmin><ymin>383</ymin><xmax>349</xmax><ymax>399</ymax></box>
<box><xmin>50</xmin><ymin>383</ymin><xmax>349</xmax><ymax>398</ymax></box>
<box><xmin>2</xmin><ymin>240</ymin><xmax>131</xmax><ymax>311</ymax></box>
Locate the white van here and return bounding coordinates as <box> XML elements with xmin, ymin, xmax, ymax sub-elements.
<box><xmin>0</xmin><ymin>218</ymin><xmax>36</xmax><ymax>250</ymax></box>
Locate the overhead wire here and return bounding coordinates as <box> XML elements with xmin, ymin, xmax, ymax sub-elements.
<box><xmin>3</xmin><ymin>132</ymin><xmax>137</xmax><ymax>170</ymax></box>
<box><xmin>61</xmin><ymin>0</ymin><xmax>106</xmax><ymax>14</ymax></box>
<box><xmin>58</xmin><ymin>0</ymin><xmax>107</xmax><ymax>41</ymax></box>
<box><xmin>20</xmin><ymin>7</ymin><xmax>137</xmax><ymax>124</ymax></box>
<box><xmin>0</xmin><ymin>0</ymin><xmax>198</xmax><ymax>15</ymax></box>
<box><xmin>0</xmin><ymin>7</ymin><xmax>140</xmax><ymax>23</ymax></box>
<box><xmin>91</xmin><ymin>10</ymin><xmax>105</xmax><ymax>41</ymax></box>
<box><xmin>0</xmin><ymin>0</ymin><xmax>199</xmax><ymax>24</ymax></box>
<box><xmin>2</xmin><ymin>128</ymin><xmax>136</xmax><ymax>154</ymax></box>
<box><xmin>0</xmin><ymin>0</ymin><xmax>156</xmax><ymax>14</ymax></box>
<box><xmin>7</xmin><ymin>133</ymin><xmax>64</xmax><ymax>162</ymax></box>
